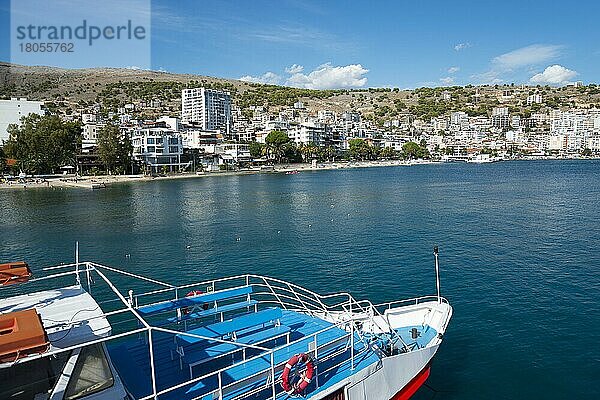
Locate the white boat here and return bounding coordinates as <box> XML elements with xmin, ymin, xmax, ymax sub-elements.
<box><xmin>466</xmin><ymin>154</ymin><xmax>502</xmax><ymax>163</ymax></box>
<box><xmin>0</xmin><ymin>249</ymin><xmax>452</xmax><ymax>400</ymax></box>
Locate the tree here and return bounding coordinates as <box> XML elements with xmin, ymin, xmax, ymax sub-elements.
<box><xmin>322</xmin><ymin>145</ymin><xmax>336</xmax><ymax>162</ymax></box>
<box><xmin>0</xmin><ymin>146</ymin><xmax>6</xmax><ymax>173</ymax></box>
<box><xmin>283</xmin><ymin>142</ymin><xmax>302</xmax><ymax>163</ymax></box>
<box><xmin>380</xmin><ymin>146</ymin><xmax>398</xmax><ymax>159</ymax></box>
<box><xmin>402</xmin><ymin>141</ymin><xmax>426</xmax><ymax>160</ymax></box>
<box><xmin>249</xmin><ymin>141</ymin><xmax>264</xmax><ymax>158</ymax></box>
<box><xmin>97</xmin><ymin>123</ymin><xmax>132</xmax><ymax>174</ymax></box>
<box><xmin>4</xmin><ymin>114</ymin><xmax>81</xmax><ymax>174</ymax></box>
<box><xmin>265</xmin><ymin>130</ymin><xmax>290</xmax><ymax>163</ymax></box>
<box><xmin>348</xmin><ymin>139</ymin><xmax>369</xmax><ymax>160</ymax></box>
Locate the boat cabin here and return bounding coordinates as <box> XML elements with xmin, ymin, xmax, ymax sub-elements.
<box><xmin>0</xmin><ymin>286</ymin><xmax>127</xmax><ymax>400</ymax></box>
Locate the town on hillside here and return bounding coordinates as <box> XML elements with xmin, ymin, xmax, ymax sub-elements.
<box><xmin>1</xmin><ymin>66</ymin><xmax>600</xmax><ymax>176</ymax></box>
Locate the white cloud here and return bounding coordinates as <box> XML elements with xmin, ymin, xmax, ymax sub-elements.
<box><xmin>530</xmin><ymin>65</ymin><xmax>577</xmax><ymax>86</ymax></box>
<box><xmin>440</xmin><ymin>76</ymin><xmax>455</xmax><ymax>85</ymax></box>
<box><xmin>239</xmin><ymin>71</ymin><xmax>282</xmax><ymax>85</ymax></box>
<box><xmin>241</xmin><ymin>63</ymin><xmax>369</xmax><ymax>89</ymax></box>
<box><xmin>454</xmin><ymin>42</ymin><xmax>471</xmax><ymax>51</ymax></box>
<box><xmin>285</xmin><ymin>64</ymin><xmax>304</xmax><ymax>74</ymax></box>
<box><xmin>447</xmin><ymin>66</ymin><xmax>460</xmax><ymax>74</ymax></box>
<box><xmin>493</xmin><ymin>44</ymin><xmax>562</xmax><ymax>70</ymax></box>
<box><xmin>285</xmin><ymin>63</ymin><xmax>369</xmax><ymax>89</ymax></box>
<box><xmin>473</xmin><ymin>44</ymin><xmax>565</xmax><ymax>84</ymax></box>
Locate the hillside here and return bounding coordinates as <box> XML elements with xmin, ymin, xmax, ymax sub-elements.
<box><xmin>2</xmin><ymin>63</ymin><xmax>600</xmax><ymax>125</ymax></box>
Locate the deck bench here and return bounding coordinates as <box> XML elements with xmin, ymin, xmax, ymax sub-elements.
<box><xmin>175</xmin><ymin>308</ymin><xmax>284</xmax><ymax>372</ymax></box>
<box><xmin>176</xmin><ymin>308</ymin><xmax>283</xmax><ymax>347</ymax></box>
<box><xmin>137</xmin><ymin>286</ymin><xmax>253</xmax><ymax>317</ymax></box>
<box><xmin>185</xmin><ymin>325</ymin><xmax>291</xmax><ymax>378</ymax></box>
<box><xmin>185</xmin><ymin>326</ymin><xmax>349</xmax><ymax>397</ymax></box>
<box><xmin>166</xmin><ymin>300</ymin><xmax>258</xmax><ymax>324</ymax></box>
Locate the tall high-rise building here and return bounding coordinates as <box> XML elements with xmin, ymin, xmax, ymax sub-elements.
<box><xmin>181</xmin><ymin>88</ymin><xmax>232</xmax><ymax>133</ymax></box>
<box><xmin>0</xmin><ymin>98</ymin><xmax>45</xmax><ymax>143</ymax></box>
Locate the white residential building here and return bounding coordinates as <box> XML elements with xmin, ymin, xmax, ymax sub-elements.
<box><xmin>215</xmin><ymin>143</ymin><xmax>251</xmax><ymax>164</ymax></box>
<box><xmin>0</xmin><ymin>98</ymin><xmax>45</xmax><ymax>143</ymax></box>
<box><xmin>586</xmin><ymin>136</ymin><xmax>600</xmax><ymax>151</ymax></box>
<box><xmin>492</xmin><ymin>107</ymin><xmax>509</xmax><ymax>116</ymax></box>
<box><xmin>547</xmin><ymin>134</ymin><xmax>583</xmax><ymax>152</ymax></box>
<box><xmin>450</xmin><ymin>112</ymin><xmax>468</xmax><ymax>125</ymax></box>
<box><xmin>157</xmin><ymin>116</ymin><xmax>181</xmax><ymax>131</ymax></box>
<box><xmin>527</xmin><ymin>94</ymin><xmax>543</xmax><ymax>105</ymax></box>
<box><xmin>132</xmin><ymin>128</ymin><xmax>183</xmax><ymax>172</ymax></box>
<box><xmin>551</xmin><ymin>110</ymin><xmax>594</xmax><ymax>137</ymax></box>
<box><xmin>182</xmin><ymin>129</ymin><xmax>222</xmax><ymax>153</ymax></box>
<box><xmin>81</xmin><ymin>113</ymin><xmax>97</xmax><ymax>124</ymax></box>
<box><xmin>491</xmin><ymin>107</ymin><xmax>510</xmax><ymax>130</ymax></box>
<box><xmin>82</xmin><ymin>123</ymin><xmax>106</xmax><ymax>149</ymax></box>
<box><xmin>505</xmin><ymin>131</ymin><xmax>522</xmax><ymax>143</ymax></box>
<box><xmin>289</xmin><ymin>123</ymin><xmax>331</xmax><ymax>146</ymax></box>
<box><xmin>181</xmin><ymin>88</ymin><xmax>232</xmax><ymax>133</ymax></box>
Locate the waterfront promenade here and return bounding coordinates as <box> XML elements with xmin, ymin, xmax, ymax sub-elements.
<box><xmin>0</xmin><ymin>159</ymin><xmax>437</xmax><ymax>189</ymax></box>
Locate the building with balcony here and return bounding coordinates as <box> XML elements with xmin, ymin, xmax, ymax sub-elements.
<box><xmin>132</xmin><ymin>128</ymin><xmax>184</xmax><ymax>172</ymax></box>
<box><xmin>181</xmin><ymin>88</ymin><xmax>232</xmax><ymax>135</ymax></box>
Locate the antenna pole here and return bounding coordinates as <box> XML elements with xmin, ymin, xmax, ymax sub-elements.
<box><xmin>75</xmin><ymin>241</ymin><xmax>81</xmax><ymax>286</ymax></box>
<box><xmin>434</xmin><ymin>246</ymin><xmax>441</xmax><ymax>303</ymax></box>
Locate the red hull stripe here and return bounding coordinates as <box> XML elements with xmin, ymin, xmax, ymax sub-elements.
<box><xmin>390</xmin><ymin>366</ymin><xmax>431</xmax><ymax>400</ymax></box>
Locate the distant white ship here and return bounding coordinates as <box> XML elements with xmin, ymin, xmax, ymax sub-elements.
<box><xmin>0</xmin><ymin>248</ymin><xmax>452</xmax><ymax>400</ymax></box>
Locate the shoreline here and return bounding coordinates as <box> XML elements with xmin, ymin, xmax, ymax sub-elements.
<box><xmin>0</xmin><ymin>157</ymin><xmax>598</xmax><ymax>190</ymax></box>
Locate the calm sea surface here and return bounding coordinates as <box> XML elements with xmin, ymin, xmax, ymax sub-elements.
<box><xmin>1</xmin><ymin>160</ymin><xmax>599</xmax><ymax>399</ymax></box>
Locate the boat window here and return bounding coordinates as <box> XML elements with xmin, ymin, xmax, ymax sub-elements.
<box><xmin>64</xmin><ymin>344</ymin><xmax>114</xmax><ymax>399</ymax></box>
<box><xmin>0</xmin><ymin>351</ymin><xmax>70</xmax><ymax>400</ymax></box>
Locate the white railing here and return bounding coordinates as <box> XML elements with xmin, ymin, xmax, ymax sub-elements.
<box><xmin>374</xmin><ymin>295</ymin><xmax>450</xmax><ymax>311</ymax></box>
<box><xmin>138</xmin><ymin>317</ymin><xmax>370</xmax><ymax>400</ymax></box>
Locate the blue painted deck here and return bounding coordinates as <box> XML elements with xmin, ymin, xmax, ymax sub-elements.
<box><xmin>108</xmin><ymin>308</ymin><xmax>381</xmax><ymax>400</ymax></box>
<box><xmin>395</xmin><ymin>325</ymin><xmax>438</xmax><ymax>350</ymax></box>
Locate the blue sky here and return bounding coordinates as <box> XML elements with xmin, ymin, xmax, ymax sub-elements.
<box><xmin>1</xmin><ymin>0</ymin><xmax>599</xmax><ymax>89</ymax></box>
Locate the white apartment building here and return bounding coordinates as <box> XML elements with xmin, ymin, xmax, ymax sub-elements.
<box><xmin>215</xmin><ymin>143</ymin><xmax>251</xmax><ymax>164</ymax></box>
<box><xmin>0</xmin><ymin>98</ymin><xmax>45</xmax><ymax>143</ymax></box>
<box><xmin>181</xmin><ymin>129</ymin><xmax>222</xmax><ymax>153</ymax></box>
<box><xmin>586</xmin><ymin>136</ymin><xmax>600</xmax><ymax>151</ymax></box>
<box><xmin>551</xmin><ymin>110</ymin><xmax>594</xmax><ymax>137</ymax></box>
<box><xmin>510</xmin><ymin>116</ymin><xmax>521</xmax><ymax>129</ymax></box>
<box><xmin>81</xmin><ymin>113</ymin><xmax>97</xmax><ymax>124</ymax></box>
<box><xmin>181</xmin><ymin>88</ymin><xmax>232</xmax><ymax>133</ymax></box>
<box><xmin>132</xmin><ymin>128</ymin><xmax>183</xmax><ymax>172</ymax></box>
<box><xmin>492</xmin><ymin>107</ymin><xmax>509</xmax><ymax>116</ymax></box>
<box><xmin>527</xmin><ymin>94</ymin><xmax>543</xmax><ymax>105</ymax></box>
<box><xmin>450</xmin><ymin>112</ymin><xmax>468</xmax><ymax>125</ymax></box>
<box><xmin>82</xmin><ymin>123</ymin><xmax>104</xmax><ymax>142</ymax></box>
<box><xmin>82</xmin><ymin>123</ymin><xmax>106</xmax><ymax>149</ymax></box>
<box><xmin>547</xmin><ymin>134</ymin><xmax>583</xmax><ymax>152</ymax></box>
<box><xmin>505</xmin><ymin>131</ymin><xmax>522</xmax><ymax>143</ymax></box>
<box><xmin>157</xmin><ymin>116</ymin><xmax>181</xmax><ymax>131</ymax></box>
<box><xmin>317</xmin><ymin>110</ymin><xmax>336</xmax><ymax>123</ymax></box>
<box><xmin>431</xmin><ymin>117</ymin><xmax>448</xmax><ymax>131</ymax></box>
<box><xmin>288</xmin><ymin>123</ymin><xmax>331</xmax><ymax>146</ymax></box>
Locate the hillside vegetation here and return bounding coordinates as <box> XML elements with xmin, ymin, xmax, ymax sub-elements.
<box><xmin>2</xmin><ymin>63</ymin><xmax>600</xmax><ymax>126</ymax></box>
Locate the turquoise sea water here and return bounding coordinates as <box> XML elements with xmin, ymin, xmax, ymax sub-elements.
<box><xmin>1</xmin><ymin>160</ymin><xmax>599</xmax><ymax>399</ymax></box>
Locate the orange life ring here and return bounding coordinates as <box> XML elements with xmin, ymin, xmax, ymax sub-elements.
<box><xmin>181</xmin><ymin>290</ymin><xmax>208</xmax><ymax>315</ymax></box>
<box><xmin>281</xmin><ymin>353</ymin><xmax>315</xmax><ymax>395</ymax></box>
